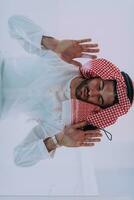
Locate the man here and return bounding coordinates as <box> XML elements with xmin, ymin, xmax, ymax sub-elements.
<box><xmin>1</xmin><ymin>15</ymin><xmax>133</xmax><ymax>167</ymax></box>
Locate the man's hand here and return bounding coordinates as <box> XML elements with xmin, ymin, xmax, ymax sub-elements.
<box><xmin>56</xmin><ymin>121</ymin><xmax>102</xmax><ymax>147</ymax></box>
<box><xmin>55</xmin><ymin>39</ymin><xmax>100</xmax><ymax>67</ymax></box>
<box><xmin>41</xmin><ymin>36</ymin><xmax>99</xmax><ymax>67</ymax></box>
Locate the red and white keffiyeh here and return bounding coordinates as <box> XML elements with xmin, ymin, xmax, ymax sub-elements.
<box><xmin>70</xmin><ymin>58</ymin><xmax>133</xmax><ymax>128</ymax></box>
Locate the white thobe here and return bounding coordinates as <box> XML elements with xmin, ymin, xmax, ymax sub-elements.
<box><xmin>0</xmin><ymin>15</ymin><xmax>80</xmax><ymax>167</ymax></box>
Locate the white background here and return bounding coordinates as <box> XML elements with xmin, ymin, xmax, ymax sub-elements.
<box><xmin>0</xmin><ymin>0</ymin><xmax>134</xmax><ymax>198</ymax></box>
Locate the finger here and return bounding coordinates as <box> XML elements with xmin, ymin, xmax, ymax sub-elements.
<box><xmin>73</xmin><ymin>121</ymin><xmax>88</xmax><ymax>129</ymax></box>
<box><xmin>84</xmin><ymin>133</ymin><xmax>103</xmax><ymax>139</ymax></box>
<box><xmin>76</xmin><ymin>38</ymin><xmax>92</xmax><ymax>43</ymax></box>
<box><xmin>84</xmin><ymin>130</ymin><xmax>102</xmax><ymax>137</ymax></box>
<box><xmin>80</xmin><ymin>54</ymin><xmax>97</xmax><ymax>59</ymax></box>
<box><xmin>85</xmin><ymin>133</ymin><xmax>102</xmax><ymax>138</ymax></box>
<box><xmin>83</xmin><ymin>48</ymin><xmax>100</xmax><ymax>53</ymax></box>
<box><xmin>80</xmin><ymin>142</ymin><xmax>95</xmax><ymax>147</ymax></box>
<box><xmin>84</xmin><ymin>138</ymin><xmax>101</xmax><ymax>142</ymax></box>
<box><xmin>81</xmin><ymin>44</ymin><xmax>98</xmax><ymax>48</ymax></box>
<box><xmin>69</xmin><ymin>60</ymin><xmax>82</xmax><ymax>67</ymax></box>
<box><xmin>84</xmin><ymin>129</ymin><xmax>102</xmax><ymax>134</ymax></box>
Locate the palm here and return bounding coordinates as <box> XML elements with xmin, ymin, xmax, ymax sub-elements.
<box><xmin>60</xmin><ymin>121</ymin><xmax>102</xmax><ymax>147</ymax></box>
<box><xmin>55</xmin><ymin>39</ymin><xmax>100</xmax><ymax>67</ymax></box>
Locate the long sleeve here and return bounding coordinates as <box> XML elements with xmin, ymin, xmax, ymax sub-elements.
<box><xmin>0</xmin><ymin>52</ymin><xmax>4</xmax><ymax>117</ymax></box>
<box><xmin>8</xmin><ymin>15</ymin><xmax>48</xmax><ymax>56</ymax></box>
<box><xmin>14</xmin><ymin>125</ymin><xmax>54</xmax><ymax>167</ymax></box>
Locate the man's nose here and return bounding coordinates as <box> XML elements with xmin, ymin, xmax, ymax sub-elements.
<box><xmin>88</xmin><ymin>89</ymin><xmax>100</xmax><ymax>97</ymax></box>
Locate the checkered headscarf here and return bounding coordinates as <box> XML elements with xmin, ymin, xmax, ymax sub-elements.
<box><xmin>71</xmin><ymin>58</ymin><xmax>133</xmax><ymax>128</ymax></box>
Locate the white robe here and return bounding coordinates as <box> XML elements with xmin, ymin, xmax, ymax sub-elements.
<box><xmin>0</xmin><ymin>15</ymin><xmax>80</xmax><ymax>167</ymax></box>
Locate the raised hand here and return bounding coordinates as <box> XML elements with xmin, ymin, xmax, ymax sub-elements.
<box><xmin>54</xmin><ymin>38</ymin><xmax>100</xmax><ymax>67</ymax></box>
<box><xmin>41</xmin><ymin>36</ymin><xmax>99</xmax><ymax>67</ymax></box>
<box><xmin>56</xmin><ymin>121</ymin><xmax>102</xmax><ymax>147</ymax></box>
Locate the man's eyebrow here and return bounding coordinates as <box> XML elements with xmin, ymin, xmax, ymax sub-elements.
<box><xmin>100</xmin><ymin>80</ymin><xmax>105</xmax><ymax>106</ymax></box>
<box><xmin>102</xmin><ymin>79</ymin><xmax>104</xmax><ymax>89</ymax></box>
<box><xmin>99</xmin><ymin>95</ymin><xmax>104</xmax><ymax>106</ymax></box>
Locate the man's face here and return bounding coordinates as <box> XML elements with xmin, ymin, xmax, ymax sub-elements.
<box><xmin>75</xmin><ymin>78</ymin><xmax>115</xmax><ymax>108</ymax></box>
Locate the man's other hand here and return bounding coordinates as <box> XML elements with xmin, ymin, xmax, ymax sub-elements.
<box><xmin>56</xmin><ymin>121</ymin><xmax>102</xmax><ymax>147</ymax></box>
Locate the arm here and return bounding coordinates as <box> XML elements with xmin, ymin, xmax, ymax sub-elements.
<box><xmin>8</xmin><ymin>15</ymin><xmax>99</xmax><ymax>66</ymax></box>
<box><xmin>14</xmin><ymin>125</ymin><xmax>52</xmax><ymax>167</ymax></box>
<box><xmin>8</xmin><ymin>15</ymin><xmax>49</xmax><ymax>56</ymax></box>
<box><xmin>14</xmin><ymin>122</ymin><xmax>102</xmax><ymax>167</ymax></box>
